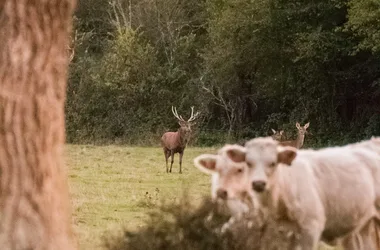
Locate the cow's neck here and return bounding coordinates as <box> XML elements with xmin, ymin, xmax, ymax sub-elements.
<box><xmin>267</xmin><ymin>169</ymin><xmax>293</xmax><ymax>220</ymax></box>
<box><xmin>267</xmin><ymin>189</ymin><xmax>287</xmax><ymax>220</ymax></box>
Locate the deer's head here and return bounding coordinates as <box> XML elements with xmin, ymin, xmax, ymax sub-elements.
<box><xmin>172</xmin><ymin>106</ymin><xmax>200</xmax><ymax>140</ymax></box>
<box><xmin>271</xmin><ymin>129</ymin><xmax>284</xmax><ymax>141</ymax></box>
<box><xmin>296</xmin><ymin>122</ymin><xmax>310</xmax><ymax>136</ymax></box>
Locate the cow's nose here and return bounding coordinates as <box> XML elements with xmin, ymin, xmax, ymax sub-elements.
<box><xmin>216</xmin><ymin>189</ymin><xmax>228</xmax><ymax>200</ymax></box>
<box><xmin>252</xmin><ymin>181</ymin><xmax>266</xmax><ymax>192</ymax></box>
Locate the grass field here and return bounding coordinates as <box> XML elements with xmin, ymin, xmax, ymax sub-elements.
<box><xmin>67</xmin><ymin>144</ymin><xmax>216</xmax><ymax>249</ymax></box>
<box><xmin>67</xmin><ymin>144</ymin><xmax>336</xmax><ymax>250</ymax></box>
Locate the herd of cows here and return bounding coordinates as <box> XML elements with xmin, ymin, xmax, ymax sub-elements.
<box><xmin>160</xmin><ymin>106</ymin><xmax>380</xmax><ymax>249</ymax></box>
<box><xmin>201</xmin><ymin>137</ymin><xmax>380</xmax><ymax>250</ymax></box>
<box><xmin>194</xmin><ymin>136</ymin><xmax>380</xmax><ymax>250</ymax></box>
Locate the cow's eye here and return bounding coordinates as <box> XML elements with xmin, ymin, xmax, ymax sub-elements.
<box><xmin>269</xmin><ymin>162</ymin><xmax>276</xmax><ymax>168</ymax></box>
<box><xmin>237</xmin><ymin>168</ymin><xmax>243</xmax><ymax>173</ymax></box>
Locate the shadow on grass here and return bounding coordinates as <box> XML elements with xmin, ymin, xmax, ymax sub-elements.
<box><xmin>103</xmin><ymin>194</ymin><xmax>299</xmax><ymax>250</ymax></box>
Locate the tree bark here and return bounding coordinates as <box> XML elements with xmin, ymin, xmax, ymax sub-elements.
<box><xmin>0</xmin><ymin>1</ymin><xmax>77</xmax><ymax>249</ymax></box>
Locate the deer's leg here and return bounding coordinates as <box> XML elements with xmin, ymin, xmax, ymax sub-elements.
<box><xmin>179</xmin><ymin>151</ymin><xmax>183</xmax><ymax>174</ymax></box>
<box><xmin>169</xmin><ymin>151</ymin><xmax>174</xmax><ymax>173</ymax></box>
<box><xmin>164</xmin><ymin>149</ymin><xmax>169</xmax><ymax>173</ymax></box>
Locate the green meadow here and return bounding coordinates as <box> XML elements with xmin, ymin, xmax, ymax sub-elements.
<box><xmin>67</xmin><ymin>145</ymin><xmax>215</xmax><ymax>249</ymax></box>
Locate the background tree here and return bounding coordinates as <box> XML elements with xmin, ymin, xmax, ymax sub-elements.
<box><xmin>66</xmin><ymin>0</ymin><xmax>380</xmax><ymax>147</ymax></box>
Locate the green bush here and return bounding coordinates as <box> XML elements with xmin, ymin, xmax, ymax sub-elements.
<box><xmin>103</xmin><ymin>196</ymin><xmax>298</xmax><ymax>250</ymax></box>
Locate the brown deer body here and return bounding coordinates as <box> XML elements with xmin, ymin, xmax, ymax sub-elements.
<box><xmin>161</xmin><ymin>107</ymin><xmax>200</xmax><ymax>173</ymax></box>
<box><xmin>279</xmin><ymin>122</ymin><xmax>310</xmax><ymax>149</ymax></box>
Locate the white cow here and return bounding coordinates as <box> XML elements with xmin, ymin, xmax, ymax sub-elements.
<box><xmin>194</xmin><ymin>144</ymin><xmax>257</xmax><ymax>232</ymax></box>
<box><xmin>222</xmin><ymin>137</ymin><xmax>380</xmax><ymax>250</ymax></box>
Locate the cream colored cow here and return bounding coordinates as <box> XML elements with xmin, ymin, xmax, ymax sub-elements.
<box><xmin>223</xmin><ymin>137</ymin><xmax>380</xmax><ymax>250</ymax></box>
<box><xmin>194</xmin><ymin>145</ymin><xmax>254</xmax><ymax>217</ymax></box>
<box><xmin>194</xmin><ymin>144</ymin><xmax>260</xmax><ymax>233</ymax></box>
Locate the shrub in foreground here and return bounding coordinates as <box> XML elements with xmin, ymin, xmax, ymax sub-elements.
<box><xmin>103</xmin><ymin>196</ymin><xmax>299</xmax><ymax>250</ymax></box>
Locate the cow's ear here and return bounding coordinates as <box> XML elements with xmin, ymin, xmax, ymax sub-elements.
<box><xmin>224</xmin><ymin>145</ymin><xmax>246</xmax><ymax>163</ymax></box>
<box><xmin>194</xmin><ymin>154</ymin><xmax>218</xmax><ymax>174</ymax></box>
<box><xmin>277</xmin><ymin>147</ymin><xmax>297</xmax><ymax>166</ymax></box>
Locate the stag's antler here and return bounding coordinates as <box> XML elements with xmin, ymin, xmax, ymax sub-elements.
<box><xmin>171</xmin><ymin>106</ymin><xmax>186</xmax><ymax>122</ymax></box>
<box><xmin>171</xmin><ymin>106</ymin><xmax>200</xmax><ymax>122</ymax></box>
<box><xmin>187</xmin><ymin>106</ymin><xmax>200</xmax><ymax>122</ymax></box>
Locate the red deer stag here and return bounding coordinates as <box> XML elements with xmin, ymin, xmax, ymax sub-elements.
<box><xmin>161</xmin><ymin>106</ymin><xmax>200</xmax><ymax>174</ymax></box>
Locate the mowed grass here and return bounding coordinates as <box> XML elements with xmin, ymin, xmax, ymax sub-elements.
<box><xmin>66</xmin><ymin>144</ymin><xmax>337</xmax><ymax>250</ymax></box>
<box><xmin>66</xmin><ymin>144</ymin><xmax>216</xmax><ymax>249</ymax></box>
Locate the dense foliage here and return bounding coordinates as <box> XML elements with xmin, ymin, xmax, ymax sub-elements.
<box><xmin>67</xmin><ymin>0</ymin><xmax>380</xmax><ymax>146</ymax></box>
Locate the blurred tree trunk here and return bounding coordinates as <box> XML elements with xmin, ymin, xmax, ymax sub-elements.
<box><xmin>0</xmin><ymin>0</ymin><xmax>77</xmax><ymax>249</ymax></box>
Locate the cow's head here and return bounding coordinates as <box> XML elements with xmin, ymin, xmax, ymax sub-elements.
<box><xmin>224</xmin><ymin>137</ymin><xmax>297</xmax><ymax>193</ymax></box>
<box><xmin>194</xmin><ymin>144</ymin><xmax>251</xmax><ymax>201</ymax></box>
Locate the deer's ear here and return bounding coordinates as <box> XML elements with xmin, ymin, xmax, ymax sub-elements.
<box><xmin>280</xmin><ymin>130</ymin><xmax>284</xmax><ymax>135</ymax></box>
<box><xmin>304</xmin><ymin>122</ymin><xmax>310</xmax><ymax>129</ymax></box>
<box><xmin>277</xmin><ymin>147</ymin><xmax>297</xmax><ymax>166</ymax></box>
<box><xmin>271</xmin><ymin>129</ymin><xmax>276</xmax><ymax>134</ymax></box>
<box><xmin>194</xmin><ymin>154</ymin><xmax>218</xmax><ymax>174</ymax></box>
<box><xmin>224</xmin><ymin>145</ymin><xmax>246</xmax><ymax>163</ymax></box>
<box><xmin>296</xmin><ymin>122</ymin><xmax>301</xmax><ymax>129</ymax></box>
